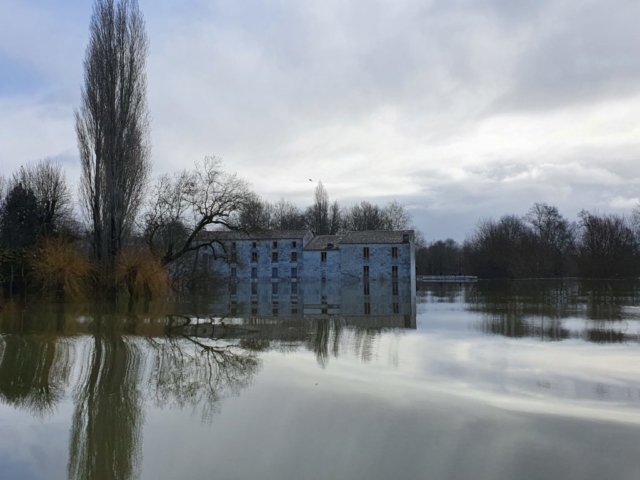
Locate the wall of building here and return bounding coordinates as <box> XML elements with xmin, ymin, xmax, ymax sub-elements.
<box><xmin>300</xmin><ymin>249</ymin><xmax>340</xmax><ymax>281</ymax></box>
<box><xmin>339</xmin><ymin>243</ymin><xmax>412</xmax><ymax>281</ymax></box>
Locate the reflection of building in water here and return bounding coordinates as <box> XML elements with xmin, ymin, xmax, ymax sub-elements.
<box><xmin>206</xmin><ymin>278</ymin><xmax>416</xmax><ymax>329</ymax></box>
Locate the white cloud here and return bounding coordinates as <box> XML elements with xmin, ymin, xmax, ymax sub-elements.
<box><xmin>1</xmin><ymin>0</ymin><xmax>640</xmax><ymax>240</ymax></box>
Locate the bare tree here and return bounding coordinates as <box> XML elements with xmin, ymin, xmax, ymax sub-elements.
<box><xmin>272</xmin><ymin>198</ymin><xmax>305</xmax><ymax>230</ymax></box>
<box><xmin>382</xmin><ymin>200</ymin><xmax>413</xmax><ymax>230</ymax></box>
<box><xmin>343</xmin><ymin>201</ymin><xmax>387</xmax><ymax>231</ymax></box>
<box><xmin>76</xmin><ymin>0</ymin><xmax>151</xmax><ymax>273</ymax></box>
<box><xmin>305</xmin><ymin>181</ymin><xmax>330</xmax><ymax>234</ymax></box>
<box><xmin>524</xmin><ymin>203</ymin><xmax>574</xmax><ymax>276</ymax></box>
<box><xmin>14</xmin><ymin>159</ymin><xmax>74</xmax><ymax>235</ymax></box>
<box><xmin>328</xmin><ymin>200</ymin><xmax>341</xmax><ymax>234</ymax></box>
<box><xmin>237</xmin><ymin>193</ymin><xmax>273</xmax><ymax>232</ymax></box>
<box><xmin>577</xmin><ymin>211</ymin><xmax>637</xmax><ymax>278</ymax></box>
<box><xmin>143</xmin><ymin>156</ymin><xmax>251</xmax><ymax>265</ymax></box>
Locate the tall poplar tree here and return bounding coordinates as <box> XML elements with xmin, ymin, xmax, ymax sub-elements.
<box><xmin>75</xmin><ymin>0</ymin><xmax>151</xmax><ymax>289</ymax></box>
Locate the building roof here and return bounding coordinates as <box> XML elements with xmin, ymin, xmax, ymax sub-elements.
<box><xmin>199</xmin><ymin>229</ymin><xmax>310</xmax><ymax>241</ymax></box>
<box><xmin>340</xmin><ymin>230</ymin><xmax>414</xmax><ymax>244</ymax></box>
<box><xmin>304</xmin><ymin>235</ymin><xmax>342</xmax><ymax>251</ymax></box>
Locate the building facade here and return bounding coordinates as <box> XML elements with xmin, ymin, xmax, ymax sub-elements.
<box><xmin>200</xmin><ymin>229</ymin><xmax>415</xmax><ymax>288</ymax></box>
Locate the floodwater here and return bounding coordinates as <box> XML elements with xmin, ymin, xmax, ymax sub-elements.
<box><xmin>2</xmin><ymin>279</ymin><xmax>640</xmax><ymax>479</ymax></box>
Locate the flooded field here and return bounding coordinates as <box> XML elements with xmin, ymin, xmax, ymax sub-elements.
<box><xmin>2</xmin><ymin>279</ymin><xmax>640</xmax><ymax>479</ymax></box>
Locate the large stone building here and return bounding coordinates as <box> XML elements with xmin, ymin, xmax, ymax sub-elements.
<box><xmin>198</xmin><ymin>229</ymin><xmax>416</xmax><ymax>321</ymax></box>
<box><xmin>200</xmin><ymin>229</ymin><xmax>415</xmax><ymax>286</ymax></box>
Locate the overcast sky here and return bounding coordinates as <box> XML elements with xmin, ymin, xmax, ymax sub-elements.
<box><xmin>1</xmin><ymin>0</ymin><xmax>640</xmax><ymax>241</ymax></box>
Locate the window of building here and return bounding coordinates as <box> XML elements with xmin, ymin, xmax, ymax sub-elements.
<box><xmin>291</xmin><ymin>307</ymin><xmax>298</xmax><ymax>315</ymax></box>
<box><xmin>230</xmin><ymin>252</ymin><xmax>237</xmax><ymax>263</ymax></box>
<box><xmin>363</xmin><ymin>266</ymin><xmax>369</xmax><ymax>277</ymax></box>
<box><xmin>272</xmin><ymin>282</ymin><xmax>278</xmax><ymax>295</ymax></box>
<box><xmin>291</xmin><ymin>267</ymin><xmax>297</xmax><ymax>278</ymax></box>
<box><xmin>393</xmin><ymin>302</ymin><xmax>399</xmax><ymax>314</ymax></box>
<box><xmin>251</xmin><ymin>267</ymin><xmax>257</xmax><ymax>278</ymax></box>
<box><xmin>272</xmin><ymin>252</ymin><xmax>278</xmax><ymax>262</ymax></box>
<box><xmin>273</xmin><ymin>241</ymin><xmax>278</xmax><ymax>248</ymax></box>
<box><xmin>272</xmin><ymin>307</ymin><xmax>279</xmax><ymax>316</ymax></box>
<box><xmin>231</xmin><ymin>305</ymin><xmax>237</xmax><ymax>315</ymax></box>
<box><xmin>252</xmin><ymin>241</ymin><xmax>257</xmax><ymax>248</ymax></box>
<box><xmin>251</xmin><ymin>307</ymin><xmax>258</xmax><ymax>315</ymax></box>
<box><xmin>392</xmin><ymin>281</ymin><xmax>399</xmax><ymax>296</ymax></box>
<box><xmin>363</xmin><ymin>247</ymin><xmax>370</xmax><ymax>260</ymax></box>
<box><xmin>251</xmin><ymin>283</ymin><xmax>258</xmax><ymax>295</ymax></box>
<box><xmin>291</xmin><ymin>251</ymin><xmax>297</xmax><ymax>262</ymax></box>
<box><xmin>392</xmin><ymin>247</ymin><xmax>398</xmax><ymax>258</ymax></box>
<box><xmin>364</xmin><ymin>282</ymin><xmax>370</xmax><ymax>295</ymax></box>
<box><xmin>403</xmin><ymin>234</ymin><xmax>409</xmax><ymax>243</ymax></box>
<box><xmin>364</xmin><ymin>302</ymin><xmax>371</xmax><ymax>315</ymax></box>
<box><xmin>251</xmin><ymin>252</ymin><xmax>258</xmax><ymax>262</ymax></box>
<box><xmin>231</xmin><ymin>242</ymin><xmax>236</xmax><ymax>250</ymax></box>
<box><xmin>272</xmin><ymin>267</ymin><xmax>278</xmax><ymax>278</ymax></box>
<box><xmin>321</xmin><ymin>295</ymin><xmax>327</xmax><ymax>304</ymax></box>
<box><xmin>291</xmin><ymin>282</ymin><xmax>298</xmax><ymax>294</ymax></box>
<box><xmin>321</xmin><ymin>251</ymin><xmax>327</xmax><ymax>262</ymax></box>
<box><xmin>230</xmin><ymin>283</ymin><xmax>237</xmax><ymax>295</ymax></box>
<box><xmin>392</xmin><ymin>266</ymin><xmax>398</xmax><ymax>278</ymax></box>
<box><xmin>231</xmin><ymin>267</ymin><xmax>237</xmax><ymax>277</ymax></box>
<box><xmin>292</xmin><ymin>241</ymin><xmax>297</xmax><ymax>248</ymax></box>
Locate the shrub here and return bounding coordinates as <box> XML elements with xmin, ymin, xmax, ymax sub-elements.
<box><xmin>31</xmin><ymin>236</ymin><xmax>93</xmax><ymax>299</ymax></box>
<box><xmin>116</xmin><ymin>248</ymin><xmax>169</xmax><ymax>302</ymax></box>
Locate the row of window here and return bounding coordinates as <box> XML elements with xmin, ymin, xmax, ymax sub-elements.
<box><xmin>362</xmin><ymin>266</ymin><xmax>398</xmax><ymax>277</ymax></box>
<box><xmin>232</xmin><ymin>246</ymin><xmax>401</xmax><ymax>264</ymax></box>
<box><xmin>231</xmin><ymin>241</ymin><xmax>298</xmax><ymax>249</ymax></box>
<box><xmin>319</xmin><ymin>247</ymin><xmax>400</xmax><ymax>263</ymax></box>
<box><xmin>241</xmin><ymin>252</ymin><xmax>298</xmax><ymax>263</ymax></box>
<box><xmin>233</xmin><ymin>266</ymin><xmax>400</xmax><ymax>278</ymax></box>
<box><xmin>361</xmin><ymin>281</ymin><xmax>400</xmax><ymax>295</ymax></box>
<box><xmin>231</xmin><ymin>267</ymin><xmax>298</xmax><ymax>278</ymax></box>
<box><xmin>240</xmin><ymin>303</ymin><xmax>400</xmax><ymax>316</ymax></box>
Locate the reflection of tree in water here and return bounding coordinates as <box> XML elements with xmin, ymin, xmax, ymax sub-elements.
<box><xmin>65</xmin><ymin>318</ymin><xmax>261</xmax><ymax>479</ymax></box>
<box><xmin>68</xmin><ymin>329</ymin><xmax>144</xmax><ymax>480</ymax></box>
<box><xmin>0</xmin><ymin>310</ymin><xmax>262</xmax><ymax>480</ymax></box>
<box><xmin>146</xmin><ymin>333</ymin><xmax>260</xmax><ymax>422</ymax></box>
<box><xmin>467</xmin><ymin>279</ymin><xmax>640</xmax><ymax>343</ymax></box>
<box><xmin>306</xmin><ymin>318</ymin><xmax>384</xmax><ymax>367</ymax></box>
<box><xmin>0</xmin><ymin>334</ymin><xmax>72</xmax><ymax>416</ymax></box>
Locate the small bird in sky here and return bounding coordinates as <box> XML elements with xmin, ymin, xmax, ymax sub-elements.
<box><xmin>309</xmin><ymin>179</ymin><xmax>313</xmax><ymax>182</ymax></box>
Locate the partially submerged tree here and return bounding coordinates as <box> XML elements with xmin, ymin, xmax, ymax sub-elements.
<box><xmin>524</xmin><ymin>202</ymin><xmax>574</xmax><ymax>276</ymax></box>
<box><xmin>143</xmin><ymin>156</ymin><xmax>251</xmax><ymax>265</ymax></box>
<box><xmin>577</xmin><ymin>211</ymin><xmax>637</xmax><ymax>278</ymax></box>
<box><xmin>76</xmin><ymin>0</ymin><xmax>151</xmax><ymax>277</ymax></box>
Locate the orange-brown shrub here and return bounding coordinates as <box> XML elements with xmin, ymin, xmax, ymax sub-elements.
<box><xmin>31</xmin><ymin>237</ymin><xmax>93</xmax><ymax>299</ymax></box>
<box><xmin>116</xmin><ymin>248</ymin><xmax>169</xmax><ymax>301</ymax></box>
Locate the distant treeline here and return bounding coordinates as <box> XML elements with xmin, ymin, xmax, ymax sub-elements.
<box><xmin>417</xmin><ymin>203</ymin><xmax>640</xmax><ymax>279</ymax></box>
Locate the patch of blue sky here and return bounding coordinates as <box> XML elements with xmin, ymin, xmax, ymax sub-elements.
<box><xmin>0</xmin><ymin>54</ymin><xmax>46</xmax><ymax>96</ymax></box>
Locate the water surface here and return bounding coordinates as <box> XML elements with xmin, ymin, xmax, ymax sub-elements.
<box><xmin>2</xmin><ymin>279</ymin><xmax>640</xmax><ymax>479</ymax></box>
